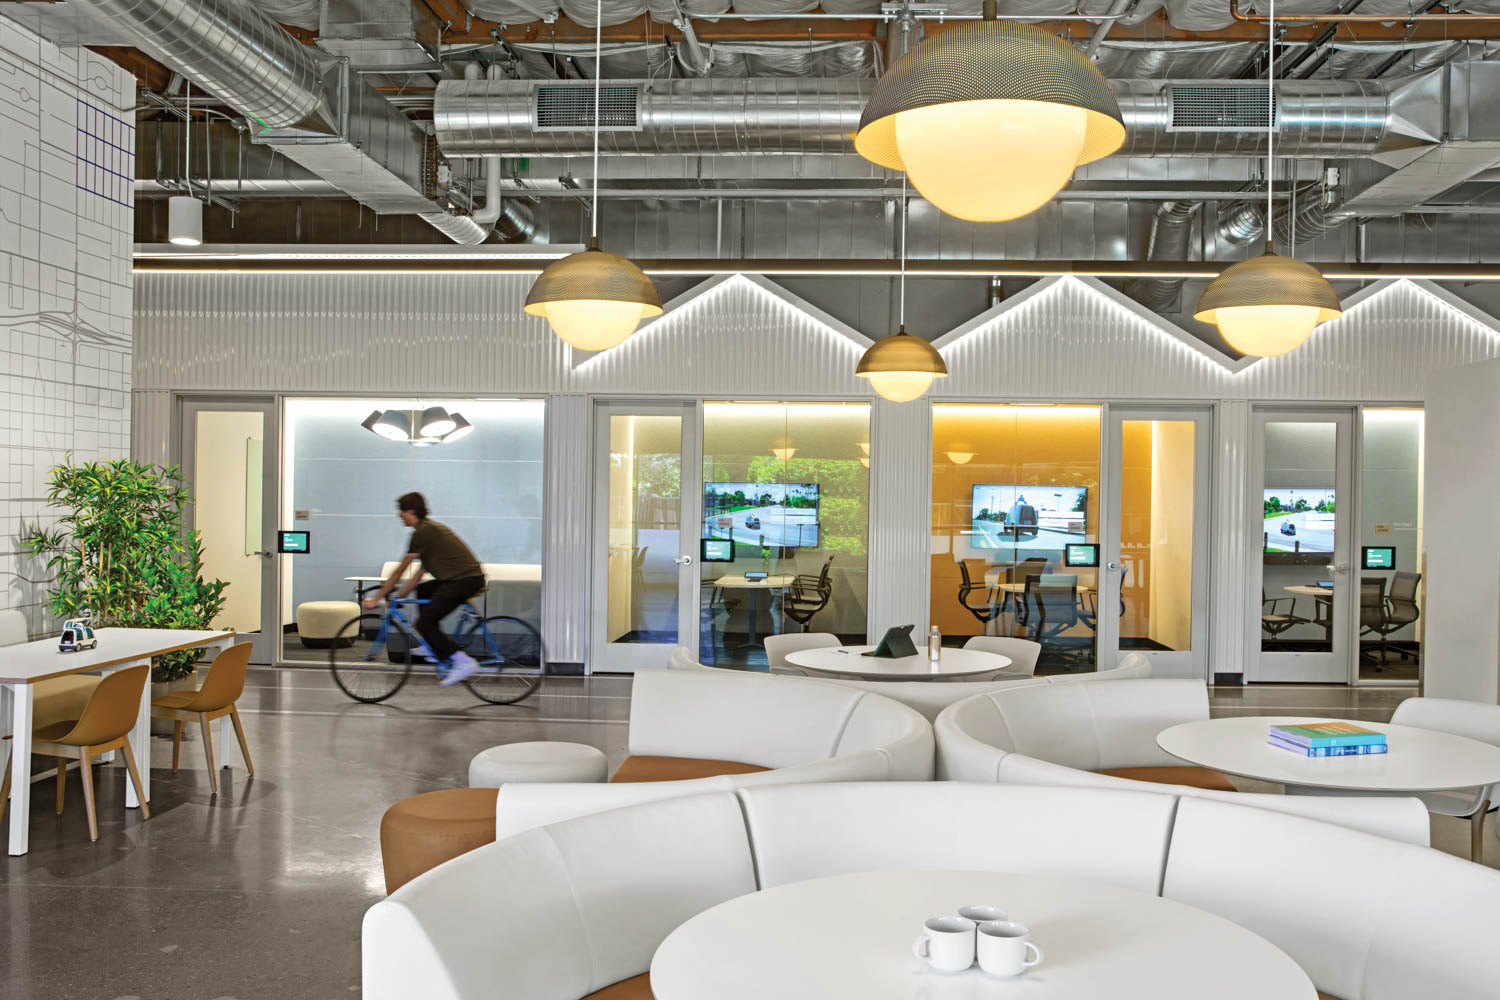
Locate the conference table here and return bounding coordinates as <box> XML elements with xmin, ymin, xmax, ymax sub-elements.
<box><xmin>784</xmin><ymin>644</ymin><xmax>1014</xmax><ymax>681</ymax></box>
<box><xmin>651</xmin><ymin>870</ymin><xmax>1316</xmax><ymax>999</ymax></box>
<box><xmin>712</xmin><ymin>574</ymin><xmax>795</xmax><ymax>649</ymax></box>
<box><xmin>1</xmin><ymin>627</ymin><xmax>236</xmax><ymax>855</ymax></box>
<box><xmin>1281</xmin><ymin>584</ymin><xmax>1334</xmax><ymax>641</ymax></box>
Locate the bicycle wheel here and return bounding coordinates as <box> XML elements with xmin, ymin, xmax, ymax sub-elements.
<box><xmin>462</xmin><ymin>615</ymin><xmax>544</xmax><ymax>705</ymax></box>
<box><xmin>330</xmin><ymin>613</ymin><xmax>413</xmax><ymax>704</ymax></box>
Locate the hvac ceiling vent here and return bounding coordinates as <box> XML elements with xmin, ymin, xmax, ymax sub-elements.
<box><xmin>535</xmin><ymin>84</ymin><xmax>642</xmax><ymax>131</ymax></box>
<box><xmin>1167</xmin><ymin>85</ymin><xmax>1279</xmax><ymax>133</ymax></box>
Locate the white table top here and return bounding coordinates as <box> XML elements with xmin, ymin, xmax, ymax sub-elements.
<box><xmin>651</xmin><ymin>870</ymin><xmax>1315</xmax><ymax>1000</ymax></box>
<box><xmin>1158</xmin><ymin>716</ymin><xmax>1500</xmax><ymax>793</ymax></box>
<box><xmin>1282</xmin><ymin>585</ymin><xmax>1333</xmax><ymax>596</ymax></box>
<box><xmin>785</xmin><ymin>645</ymin><xmax>1012</xmax><ymax>681</ymax></box>
<box><xmin>0</xmin><ymin>628</ymin><xmax>236</xmax><ymax>685</ymax></box>
<box><xmin>712</xmin><ymin>574</ymin><xmax>795</xmax><ymax>590</ymax></box>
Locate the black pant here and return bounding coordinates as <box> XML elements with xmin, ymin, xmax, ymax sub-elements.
<box><xmin>415</xmin><ymin>576</ymin><xmax>485</xmax><ymax>661</ymax></box>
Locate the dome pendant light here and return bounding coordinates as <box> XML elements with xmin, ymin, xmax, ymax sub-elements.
<box><xmin>524</xmin><ymin>0</ymin><xmax>660</xmax><ymax>351</ymax></box>
<box><xmin>1194</xmin><ymin>0</ymin><xmax>1340</xmax><ymax>357</ymax></box>
<box><xmin>856</xmin><ymin>180</ymin><xmax>948</xmax><ymax>403</ymax></box>
<box><xmin>855</xmin><ymin>0</ymin><xmax>1125</xmax><ymax>223</ymax></box>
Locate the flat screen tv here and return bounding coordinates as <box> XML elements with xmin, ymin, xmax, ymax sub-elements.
<box><xmin>703</xmin><ymin>482</ymin><xmax>820</xmax><ymax>548</ymax></box>
<box><xmin>1263</xmin><ymin>488</ymin><xmax>1336</xmax><ymax>554</ymax></box>
<box><xmin>970</xmin><ymin>484</ymin><xmax>1088</xmax><ymax>550</ymax></box>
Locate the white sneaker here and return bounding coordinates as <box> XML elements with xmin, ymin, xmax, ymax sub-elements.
<box><xmin>440</xmin><ymin>651</ymin><xmax>480</xmax><ymax>687</ymax></box>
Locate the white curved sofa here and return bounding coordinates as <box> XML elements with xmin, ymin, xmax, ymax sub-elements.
<box><xmin>365</xmin><ymin>782</ymin><xmax>1498</xmax><ymax>1000</ymax></box>
<box><xmin>936</xmin><ymin>678</ymin><xmax>1431</xmax><ymax>846</ymax></box>
<box><xmin>494</xmin><ymin>667</ymin><xmax>932</xmax><ymax>837</ymax></box>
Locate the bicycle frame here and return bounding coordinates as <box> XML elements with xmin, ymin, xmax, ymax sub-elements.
<box><xmin>370</xmin><ymin>599</ymin><xmax>498</xmax><ymax>668</ymax></box>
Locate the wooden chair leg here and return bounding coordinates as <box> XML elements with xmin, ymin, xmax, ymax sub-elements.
<box><xmin>56</xmin><ymin>759</ymin><xmax>67</xmax><ymax>814</ymax></box>
<box><xmin>198</xmin><ymin>713</ymin><xmax>218</xmax><ymax>796</ymax></box>
<box><xmin>120</xmin><ymin>742</ymin><xmax>150</xmax><ymax>821</ymax></box>
<box><xmin>78</xmin><ymin>749</ymin><xmax>98</xmax><ymax>842</ymax></box>
<box><xmin>172</xmin><ymin>720</ymin><xmax>183</xmax><ymax>771</ymax></box>
<box><xmin>229</xmin><ymin>707</ymin><xmax>254</xmax><ymax>776</ymax></box>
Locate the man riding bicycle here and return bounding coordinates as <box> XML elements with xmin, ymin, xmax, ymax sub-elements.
<box><xmin>362</xmin><ymin>492</ymin><xmax>486</xmax><ymax>686</ymax></box>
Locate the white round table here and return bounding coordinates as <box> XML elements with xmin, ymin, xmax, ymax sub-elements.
<box><xmin>1158</xmin><ymin>716</ymin><xmax>1500</xmax><ymax>793</ymax></box>
<box><xmin>784</xmin><ymin>645</ymin><xmax>1012</xmax><ymax>681</ymax></box>
<box><xmin>650</xmin><ymin>870</ymin><xmax>1315</xmax><ymax>999</ymax></box>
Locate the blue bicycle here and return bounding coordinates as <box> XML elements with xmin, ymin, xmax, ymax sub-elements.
<box><xmin>329</xmin><ymin>598</ymin><xmax>544</xmax><ymax>705</ymax></box>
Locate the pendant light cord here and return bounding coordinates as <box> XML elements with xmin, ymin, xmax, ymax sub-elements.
<box><xmin>899</xmin><ymin>176</ymin><xmax>907</xmax><ymax>330</ymax></box>
<box><xmin>1266</xmin><ymin>0</ymin><xmax>1275</xmax><ymax>252</ymax></box>
<box><xmin>591</xmin><ymin>0</ymin><xmax>602</xmax><ymax>243</ymax></box>
<box><xmin>185</xmin><ymin>85</ymin><xmax>192</xmax><ymax>197</ymax></box>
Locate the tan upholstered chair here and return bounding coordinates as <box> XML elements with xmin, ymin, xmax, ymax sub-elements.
<box><xmin>1</xmin><ymin>664</ymin><xmax>151</xmax><ymax>841</ymax></box>
<box><xmin>151</xmin><ymin>641</ymin><xmax>255</xmax><ymax>796</ymax></box>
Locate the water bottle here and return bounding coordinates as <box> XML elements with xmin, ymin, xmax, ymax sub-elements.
<box><xmin>928</xmin><ymin>625</ymin><xmax>942</xmax><ymax>662</ymax></box>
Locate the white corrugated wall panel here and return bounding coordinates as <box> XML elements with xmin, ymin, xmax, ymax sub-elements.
<box><xmin>1209</xmin><ymin>399</ymin><xmax>1251</xmax><ymax>680</ymax></box>
<box><xmin>130</xmin><ymin>389</ymin><xmax>173</xmax><ymax>468</ymax></box>
<box><xmin>542</xmin><ymin>394</ymin><xmax>590</xmax><ymax>664</ymax></box>
<box><xmin>866</xmin><ymin>397</ymin><xmax>933</xmax><ymax>639</ymax></box>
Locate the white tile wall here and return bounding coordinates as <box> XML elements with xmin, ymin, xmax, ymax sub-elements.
<box><xmin>0</xmin><ymin>16</ymin><xmax>133</xmax><ymax>635</ymax></box>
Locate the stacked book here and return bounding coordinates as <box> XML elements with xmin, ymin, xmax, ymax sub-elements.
<box><xmin>1269</xmin><ymin>722</ymin><xmax>1388</xmax><ymax>757</ymax></box>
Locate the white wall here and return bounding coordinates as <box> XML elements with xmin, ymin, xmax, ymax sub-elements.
<box><xmin>0</xmin><ymin>17</ymin><xmax>133</xmax><ymax>635</ymax></box>
<box><xmin>1423</xmin><ymin>358</ymin><xmax>1500</xmax><ymax>704</ymax></box>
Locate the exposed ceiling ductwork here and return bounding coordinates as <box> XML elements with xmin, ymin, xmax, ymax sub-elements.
<box><xmin>67</xmin><ymin>0</ymin><xmax>503</xmax><ymax>244</ymax></box>
<box><xmin>433</xmin><ymin>71</ymin><xmax>1443</xmax><ymax>158</ymax></box>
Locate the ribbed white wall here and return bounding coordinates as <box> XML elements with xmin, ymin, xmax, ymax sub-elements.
<box><xmin>1210</xmin><ymin>400</ymin><xmax>1251</xmax><ymax>680</ymax></box>
<box><xmin>866</xmin><ymin>398</ymin><xmax>933</xmax><ymax>639</ymax></box>
<box><xmin>131</xmin><ymin>389</ymin><xmax>172</xmax><ymax>468</ymax></box>
<box><xmin>542</xmin><ymin>394</ymin><xmax>589</xmax><ymax>665</ymax></box>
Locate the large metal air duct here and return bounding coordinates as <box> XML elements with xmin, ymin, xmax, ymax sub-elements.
<box><xmin>434</xmin><ymin>72</ymin><xmax>1443</xmax><ymax>159</ymax></box>
<box><xmin>1126</xmin><ymin>201</ymin><xmax>1202</xmax><ymax>311</ymax></box>
<box><xmin>71</xmin><ymin>0</ymin><xmax>507</xmax><ymax>245</ymax></box>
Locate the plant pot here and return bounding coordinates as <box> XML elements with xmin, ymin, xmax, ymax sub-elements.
<box><xmin>149</xmin><ymin>670</ymin><xmax>199</xmax><ymax>737</ymax></box>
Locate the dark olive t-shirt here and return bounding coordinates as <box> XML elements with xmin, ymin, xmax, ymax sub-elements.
<box><xmin>407</xmin><ymin>519</ymin><xmax>482</xmax><ymax>582</ymax></box>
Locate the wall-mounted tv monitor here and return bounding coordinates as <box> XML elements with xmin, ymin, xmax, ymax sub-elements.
<box><xmin>703</xmin><ymin>482</ymin><xmax>820</xmax><ymax>548</ymax></box>
<box><xmin>1263</xmin><ymin>488</ymin><xmax>1335</xmax><ymax>554</ymax></box>
<box><xmin>970</xmin><ymin>484</ymin><xmax>1088</xmax><ymax>550</ymax></box>
<box><xmin>1362</xmin><ymin>545</ymin><xmax>1396</xmax><ymax>570</ymax></box>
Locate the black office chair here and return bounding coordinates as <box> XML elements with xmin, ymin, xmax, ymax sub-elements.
<box><xmin>957</xmin><ymin>561</ymin><xmax>1001</xmax><ymax>627</ymax></box>
<box><xmin>1356</xmin><ymin>577</ymin><xmax>1389</xmax><ymax>664</ymax></box>
<box><xmin>1078</xmin><ymin>565</ymin><xmax>1127</xmax><ymax>630</ymax></box>
<box><xmin>1023</xmin><ymin>573</ymin><xmax>1081</xmax><ymax>644</ymax></box>
<box><xmin>1362</xmin><ymin>570</ymin><xmax>1421</xmax><ymax>666</ymax></box>
<box><xmin>783</xmin><ymin>556</ymin><xmax>834</xmax><ymax>633</ymax></box>
<box><xmin>1260</xmin><ymin>587</ymin><xmax>1306</xmax><ymax>638</ymax></box>
<box><xmin>1001</xmin><ymin>557</ymin><xmax>1049</xmax><ymax>630</ymax></box>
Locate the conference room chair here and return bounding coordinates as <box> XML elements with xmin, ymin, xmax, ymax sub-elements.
<box><xmin>1356</xmin><ymin>577</ymin><xmax>1389</xmax><ymax>665</ymax></box>
<box><xmin>0</xmin><ymin>664</ymin><xmax>151</xmax><ymax>842</ymax></box>
<box><xmin>998</xmin><ymin>557</ymin><xmax>1050</xmax><ymax>631</ymax></box>
<box><xmin>763</xmin><ymin>632</ymin><xmax>839</xmax><ymax>675</ymax></box>
<box><xmin>1260</xmin><ymin>587</ymin><xmax>1305</xmax><ymax>638</ymax></box>
<box><xmin>151</xmin><ymin>641</ymin><xmax>255</xmax><ymax>797</ymax></box>
<box><xmin>956</xmin><ymin>560</ymin><xmax>1001</xmax><ymax>629</ymax></box>
<box><xmin>962</xmin><ymin>635</ymin><xmax>1042</xmax><ymax>676</ymax></box>
<box><xmin>1021</xmin><ymin>574</ymin><xmax>1085</xmax><ymax>665</ymax></box>
<box><xmin>783</xmin><ymin>556</ymin><xmax>835</xmax><ymax>632</ymax></box>
<box><xmin>1388</xmin><ymin>697</ymin><xmax>1500</xmax><ymax>861</ymax></box>
<box><xmin>1362</xmin><ymin>570</ymin><xmax>1422</xmax><ymax>667</ymax></box>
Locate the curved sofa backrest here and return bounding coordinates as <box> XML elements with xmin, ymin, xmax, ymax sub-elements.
<box><xmin>365</xmin><ymin>791</ymin><xmax>756</xmax><ymax>1000</ymax></box>
<box><xmin>820</xmin><ymin>676</ymin><xmax>1048</xmax><ymax>723</ymax></box>
<box><xmin>1165</xmin><ymin>796</ymin><xmax>1500</xmax><ymax>1000</ymax></box>
<box><xmin>628</xmin><ymin>668</ymin><xmax>930</xmax><ymax>772</ymax></box>
<box><xmin>1069</xmin><ymin>650</ymin><xmax>1151</xmax><ymax>680</ymax></box>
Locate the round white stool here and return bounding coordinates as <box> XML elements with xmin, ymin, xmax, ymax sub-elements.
<box><xmin>296</xmin><ymin>601</ymin><xmax>359</xmax><ymax>648</ymax></box>
<box><xmin>468</xmin><ymin>742</ymin><xmax>608</xmax><ymax>788</ymax></box>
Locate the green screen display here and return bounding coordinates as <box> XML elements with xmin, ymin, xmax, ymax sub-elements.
<box><xmin>278</xmin><ymin>530</ymin><xmax>310</xmax><ymax>554</ymax></box>
<box><xmin>1362</xmin><ymin>546</ymin><xmax>1395</xmax><ymax>570</ymax></box>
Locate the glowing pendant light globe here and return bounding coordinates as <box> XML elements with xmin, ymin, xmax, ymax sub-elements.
<box><xmin>1194</xmin><ymin>252</ymin><xmax>1342</xmax><ymax>357</ymax></box>
<box><xmin>855</xmin><ymin>325</ymin><xmax>948</xmax><ymax>402</ymax></box>
<box><xmin>524</xmin><ymin>241</ymin><xmax>663</xmax><ymax>352</ymax></box>
<box><xmin>855</xmin><ymin>15</ymin><xmax>1125</xmax><ymax>223</ymax></box>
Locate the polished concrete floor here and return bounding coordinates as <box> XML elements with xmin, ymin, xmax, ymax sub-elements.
<box><xmin>0</xmin><ymin>670</ymin><xmax>1490</xmax><ymax>1000</ymax></box>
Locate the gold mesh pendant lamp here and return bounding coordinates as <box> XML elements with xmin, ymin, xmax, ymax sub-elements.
<box><xmin>1193</xmin><ymin>0</ymin><xmax>1340</xmax><ymax>357</ymax></box>
<box><xmin>855</xmin><ymin>0</ymin><xmax>1125</xmax><ymax>223</ymax></box>
<box><xmin>524</xmin><ymin>0</ymin><xmax>661</xmax><ymax>351</ymax></box>
<box><xmin>856</xmin><ymin>181</ymin><xmax>949</xmax><ymax>402</ymax></box>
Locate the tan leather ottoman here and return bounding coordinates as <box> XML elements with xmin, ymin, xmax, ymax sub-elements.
<box><xmin>380</xmin><ymin>787</ymin><xmax>499</xmax><ymax>893</ymax></box>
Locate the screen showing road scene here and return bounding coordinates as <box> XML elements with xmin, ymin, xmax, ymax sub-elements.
<box><xmin>704</xmin><ymin>482</ymin><xmax>820</xmax><ymax>548</ymax></box>
<box><xmin>1264</xmin><ymin>488</ymin><xmax>1335</xmax><ymax>553</ymax></box>
<box><xmin>970</xmin><ymin>484</ymin><xmax>1089</xmax><ymax>550</ymax></box>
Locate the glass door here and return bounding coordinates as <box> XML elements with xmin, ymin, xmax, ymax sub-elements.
<box><xmin>180</xmin><ymin>398</ymin><xmax>278</xmax><ymax>663</ymax></box>
<box><xmin>590</xmin><ymin>401</ymin><xmax>701</xmax><ymax>672</ymax></box>
<box><xmin>1247</xmin><ymin>409</ymin><xmax>1355</xmax><ymax>683</ymax></box>
<box><xmin>1098</xmin><ymin>407</ymin><xmax>1211</xmax><ymax>679</ymax></box>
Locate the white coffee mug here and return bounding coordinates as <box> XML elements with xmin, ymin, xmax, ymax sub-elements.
<box><xmin>976</xmin><ymin>921</ymin><xmax>1043</xmax><ymax>978</ymax></box>
<box><xmin>958</xmin><ymin>904</ymin><xmax>1007</xmax><ymax>925</ymax></box>
<box><xmin>912</xmin><ymin>916</ymin><xmax>976</xmax><ymax>973</ymax></box>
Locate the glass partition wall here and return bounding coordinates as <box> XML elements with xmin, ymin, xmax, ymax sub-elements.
<box><xmin>280</xmin><ymin>398</ymin><xmax>545</xmax><ymax>664</ymax></box>
<box><xmin>931</xmin><ymin>404</ymin><xmax>1102</xmax><ymax>674</ymax></box>
<box><xmin>1358</xmin><ymin>408</ymin><xmax>1424</xmax><ymax>682</ymax></box>
<box><xmin>699</xmin><ymin>402</ymin><xmax>870</xmax><ymax>670</ymax></box>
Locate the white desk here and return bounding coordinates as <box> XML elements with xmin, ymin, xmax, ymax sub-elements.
<box><xmin>1</xmin><ymin>627</ymin><xmax>236</xmax><ymax>855</ymax></box>
<box><xmin>1158</xmin><ymin>716</ymin><xmax>1500</xmax><ymax>793</ymax></box>
<box><xmin>784</xmin><ymin>645</ymin><xmax>1013</xmax><ymax>681</ymax></box>
<box><xmin>651</xmin><ymin>870</ymin><xmax>1315</xmax><ymax>999</ymax></box>
<box><xmin>712</xmin><ymin>575</ymin><xmax>795</xmax><ymax>648</ymax></box>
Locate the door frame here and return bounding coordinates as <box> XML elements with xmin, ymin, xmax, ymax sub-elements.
<box><xmin>1244</xmin><ymin>406</ymin><xmax>1357</xmax><ymax>684</ymax></box>
<box><xmin>177</xmin><ymin>396</ymin><xmax>279</xmax><ymax>664</ymax></box>
<box><xmin>588</xmin><ymin>399</ymin><xmax>702</xmax><ymax>673</ymax></box>
<box><xmin>1098</xmin><ymin>404</ymin><xmax>1214</xmax><ymax>681</ymax></box>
